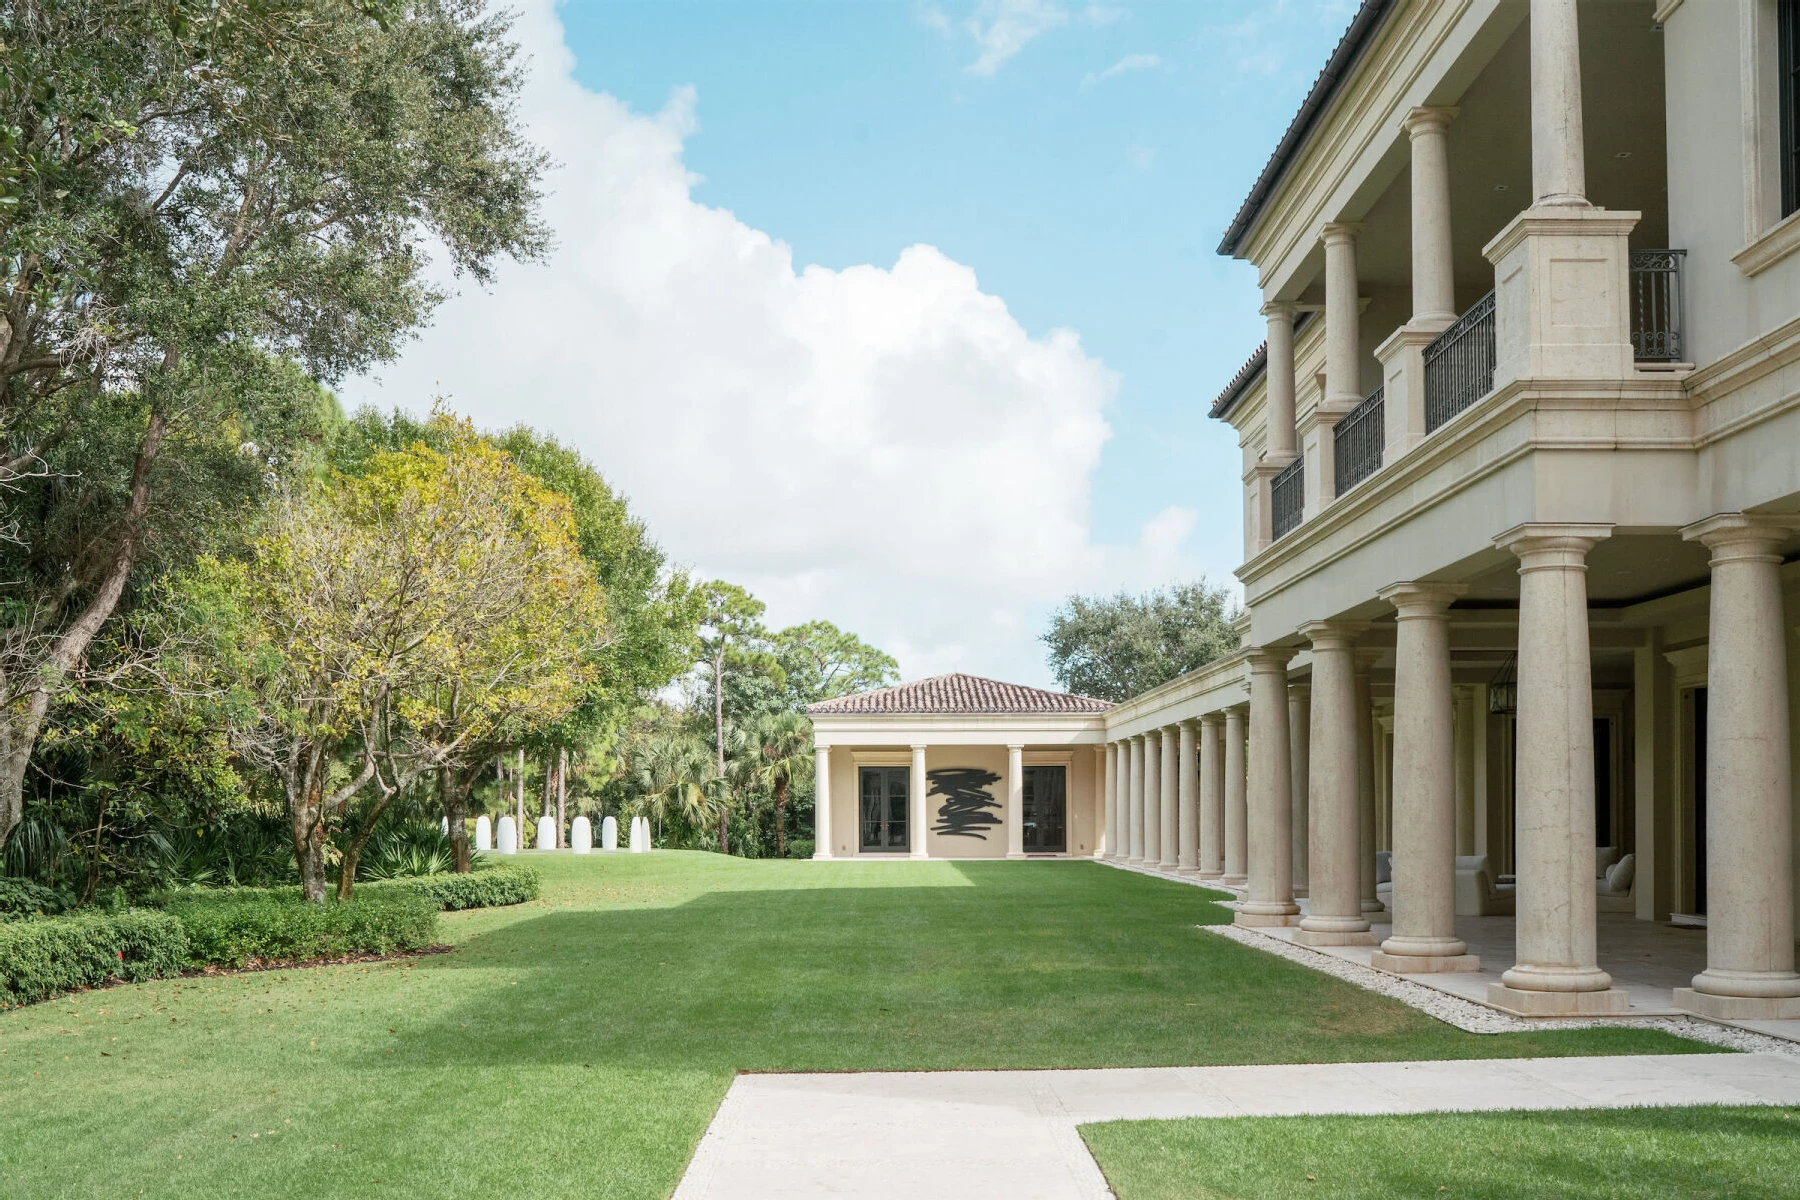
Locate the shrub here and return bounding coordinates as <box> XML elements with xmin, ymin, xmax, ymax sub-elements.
<box><xmin>0</xmin><ymin>911</ymin><xmax>189</xmax><ymax>1007</ymax></box>
<box><xmin>163</xmin><ymin>890</ymin><xmax>439</xmax><ymax>969</ymax></box>
<box><xmin>358</xmin><ymin>818</ymin><xmax>455</xmax><ymax>880</ymax></box>
<box><xmin>0</xmin><ymin>877</ymin><xmax>74</xmax><ymax>919</ymax></box>
<box><xmin>788</xmin><ymin>839</ymin><xmax>815</xmax><ymax>860</ymax></box>
<box><xmin>362</xmin><ymin>860</ymin><xmax>539</xmax><ymax>910</ymax></box>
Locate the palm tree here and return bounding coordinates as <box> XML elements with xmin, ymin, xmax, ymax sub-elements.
<box><xmin>751</xmin><ymin>711</ymin><xmax>814</xmax><ymax>858</ymax></box>
<box><xmin>629</xmin><ymin>733</ymin><xmax>716</xmax><ymax>843</ymax></box>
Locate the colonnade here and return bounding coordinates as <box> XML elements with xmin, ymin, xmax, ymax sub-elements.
<box><xmin>1097</xmin><ymin>513</ymin><xmax>1800</xmax><ymax>1020</ymax></box>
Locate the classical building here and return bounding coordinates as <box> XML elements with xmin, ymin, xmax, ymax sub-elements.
<box><xmin>814</xmin><ymin>0</ymin><xmax>1800</xmax><ymax>1026</ymax></box>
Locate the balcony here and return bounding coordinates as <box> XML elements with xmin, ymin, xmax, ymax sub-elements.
<box><xmin>1333</xmin><ymin>384</ymin><xmax>1384</xmax><ymax>496</ymax></box>
<box><xmin>1271</xmin><ymin>455</ymin><xmax>1304</xmax><ymax>541</ymax></box>
<box><xmin>1630</xmin><ymin>249</ymin><xmax>1686</xmax><ymax>364</ymax></box>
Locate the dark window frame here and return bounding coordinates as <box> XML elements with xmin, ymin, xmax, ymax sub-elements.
<box><xmin>858</xmin><ymin>765</ymin><xmax>910</xmax><ymax>853</ymax></box>
<box><xmin>1781</xmin><ymin>0</ymin><xmax>1800</xmax><ymax>216</ymax></box>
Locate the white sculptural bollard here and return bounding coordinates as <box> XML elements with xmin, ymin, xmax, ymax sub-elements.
<box><xmin>570</xmin><ymin>815</ymin><xmax>592</xmax><ymax>854</ymax></box>
<box><xmin>629</xmin><ymin>815</ymin><xmax>649</xmax><ymax>853</ymax></box>
<box><xmin>475</xmin><ymin>814</ymin><xmax>493</xmax><ymax>852</ymax></box>
<box><xmin>536</xmin><ymin>814</ymin><xmax>555</xmax><ymax>851</ymax></box>
<box><xmin>496</xmin><ymin>814</ymin><xmax>518</xmax><ymax>854</ymax></box>
<box><xmin>600</xmin><ymin>815</ymin><xmax>618</xmax><ymax>851</ymax></box>
<box><xmin>440</xmin><ymin>815</ymin><xmax>449</xmax><ymax>836</ymax></box>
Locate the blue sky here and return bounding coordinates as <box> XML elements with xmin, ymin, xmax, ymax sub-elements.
<box><xmin>561</xmin><ymin>0</ymin><xmax>1349</xmax><ymax>557</ymax></box>
<box><xmin>348</xmin><ymin>0</ymin><xmax>1358</xmax><ymax>686</ymax></box>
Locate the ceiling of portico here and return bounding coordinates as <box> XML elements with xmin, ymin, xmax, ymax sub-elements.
<box><xmin>1288</xmin><ymin>3</ymin><xmax>1670</xmax><ymax>316</ymax></box>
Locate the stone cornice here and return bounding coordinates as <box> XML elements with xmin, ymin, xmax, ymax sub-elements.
<box><xmin>1235</xmin><ymin>374</ymin><xmax>1693</xmax><ymax>599</ymax></box>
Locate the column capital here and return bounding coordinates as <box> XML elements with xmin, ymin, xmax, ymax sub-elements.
<box><xmin>1495</xmin><ymin>522</ymin><xmax>1613</xmax><ymax>567</ymax></box>
<box><xmin>1006</xmin><ymin>743</ymin><xmax>1025</xmax><ymax>751</ymax></box>
<box><xmin>1287</xmin><ymin>682</ymin><xmax>1311</xmax><ymax>699</ymax></box>
<box><xmin>1377</xmin><ymin>580</ymin><xmax>1466</xmax><ymax>617</ymax></box>
<box><xmin>1260</xmin><ymin>299</ymin><xmax>1298</xmax><ymax>320</ymax></box>
<box><xmin>1401</xmin><ymin>105</ymin><xmax>1459</xmax><ymax>138</ymax></box>
<box><xmin>1355</xmin><ymin>647</ymin><xmax>1383</xmax><ymax>671</ymax></box>
<box><xmin>910</xmin><ymin>743</ymin><xmax>929</xmax><ymax>752</ymax></box>
<box><xmin>1199</xmin><ymin>710</ymin><xmax>1226</xmax><ymax>728</ymax></box>
<box><xmin>1681</xmin><ymin>513</ymin><xmax>1800</xmax><ymax>560</ymax></box>
<box><xmin>1298</xmin><ymin>619</ymin><xmax>1370</xmax><ymax>650</ymax></box>
<box><xmin>1320</xmin><ymin>221</ymin><xmax>1363</xmax><ymax>245</ymax></box>
<box><xmin>1245</xmin><ymin>646</ymin><xmax>1298</xmax><ymax>673</ymax></box>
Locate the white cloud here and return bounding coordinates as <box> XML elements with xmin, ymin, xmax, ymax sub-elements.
<box><xmin>1081</xmin><ymin>51</ymin><xmax>1161</xmax><ymax>89</ymax></box>
<box><xmin>345</xmin><ymin>0</ymin><xmax>1197</xmax><ymax>688</ymax></box>
<box><xmin>925</xmin><ymin>0</ymin><xmax>1130</xmax><ymax>77</ymax></box>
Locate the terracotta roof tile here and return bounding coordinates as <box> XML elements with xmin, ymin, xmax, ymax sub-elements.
<box><xmin>805</xmin><ymin>673</ymin><xmax>1113</xmax><ymax>716</ymax></box>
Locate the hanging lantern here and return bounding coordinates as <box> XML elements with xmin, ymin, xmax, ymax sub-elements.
<box><xmin>1488</xmin><ymin>652</ymin><xmax>1517</xmax><ymax>715</ymax></box>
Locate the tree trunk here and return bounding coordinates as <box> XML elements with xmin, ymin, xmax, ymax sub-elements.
<box><xmin>515</xmin><ymin>747</ymin><xmax>525</xmax><ymax>839</ymax></box>
<box><xmin>555</xmin><ymin>747</ymin><xmax>567</xmax><ymax>848</ymax></box>
<box><xmin>442</xmin><ymin>767</ymin><xmax>473</xmax><ymax>873</ymax></box>
<box><xmin>774</xmin><ymin>778</ymin><xmax>787</xmax><ymax>858</ymax></box>
<box><xmin>334</xmin><ymin>782</ymin><xmax>400</xmax><ymax>901</ymax></box>
<box><xmin>0</xmin><ymin>409</ymin><xmax>168</xmax><ymax>850</ymax></box>
<box><xmin>291</xmin><ymin>783</ymin><xmax>327</xmax><ymax>903</ymax></box>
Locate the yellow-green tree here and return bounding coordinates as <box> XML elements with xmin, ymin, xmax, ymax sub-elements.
<box><xmin>219</xmin><ymin>418</ymin><xmax>602</xmax><ymax>897</ymax></box>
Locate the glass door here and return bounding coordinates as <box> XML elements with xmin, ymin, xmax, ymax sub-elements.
<box><xmin>1020</xmin><ymin>765</ymin><xmax>1067</xmax><ymax>853</ymax></box>
<box><xmin>859</xmin><ymin>766</ymin><xmax>909</xmax><ymax>852</ymax></box>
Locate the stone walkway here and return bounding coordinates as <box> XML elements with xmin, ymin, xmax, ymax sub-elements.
<box><xmin>672</xmin><ymin>1053</ymin><xmax>1800</xmax><ymax>1199</ymax></box>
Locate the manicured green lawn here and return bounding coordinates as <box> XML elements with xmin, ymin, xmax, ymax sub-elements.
<box><xmin>0</xmin><ymin>853</ymin><xmax>1713</xmax><ymax>1199</ymax></box>
<box><xmin>1081</xmin><ymin>1104</ymin><xmax>1800</xmax><ymax>1199</ymax></box>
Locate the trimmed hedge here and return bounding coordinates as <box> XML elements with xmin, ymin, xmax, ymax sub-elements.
<box><xmin>163</xmin><ymin>889</ymin><xmax>439</xmax><ymax>969</ymax></box>
<box><xmin>362</xmin><ymin>861</ymin><xmax>539</xmax><ymax>910</ymax></box>
<box><xmin>0</xmin><ymin>911</ymin><xmax>189</xmax><ymax>1007</ymax></box>
<box><xmin>0</xmin><ymin>878</ymin><xmax>73</xmax><ymax>919</ymax></box>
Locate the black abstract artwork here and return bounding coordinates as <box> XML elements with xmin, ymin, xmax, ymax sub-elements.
<box><xmin>929</xmin><ymin>767</ymin><xmax>1002</xmax><ymax>838</ymax></box>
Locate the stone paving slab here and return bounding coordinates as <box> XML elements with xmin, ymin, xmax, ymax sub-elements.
<box><xmin>672</xmin><ymin>1054</ymin><xmax>1800</xmax><ymax>1199</ymax></box>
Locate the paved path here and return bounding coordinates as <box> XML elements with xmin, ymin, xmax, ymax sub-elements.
<box><xmin>672</xmin><ymin>1053</ymin><xmax>1800</xmax><ymax>1199</ymax></box>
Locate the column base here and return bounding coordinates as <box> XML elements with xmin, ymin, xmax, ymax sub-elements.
<box><xmin>1291</xmin><ymin>885</ymin><xmax>1309</xmax><ymax>898</ymax></box>
<box><xmin>1157</xmin><ymin>860</ymin><xmax>1179</xmax><ymax>872</ymax></box>
<box><xmin>1005</xmin><ymin>852</ymin><xmax>1026</xmax><ymax>860</ymax></box>
<box><xmin>1360</xmin><ymin>898</ymin><xmax>1386</xmax><ymax>914</ymax></box>
<box><xmin>1672</xmin><ymin>987</ymin><xmax>1800</xmax><ymax>1020</ymax></box>
<box><xmin>1294</xmin><ymin>927</ymin><xmax>1380</xmax><ymax>947</ymax></box>
<box><xmin>1221</xmin><ymin>873</ymin><xmax>1247</xmax><ymax>886</ymax></box>
<box><xmin>909</xmin><ymin>852</ymin><xmax>929</xmax><ymax>860</ymax></box>
<box><xmin>1371</xmin><ymin>950</ymin><xmax>1481</xmax><ymax>974</ymax></box>
<box><xmin>1126</xmin><ymin>856</ymin><xmax>1144</xmax><ymax>866</ymax></box>
<box><xmin>1234</xmin><ymin>909</ymin><xmax>1302</xmax><ymax>928</ymax></box>
<box><xmin>812</xmin><ymin>852</ymin><xmax>834</xmax><ymax>861</ymax></box>
<box><xmin>1198</xmin><ymin>869</ymin><xmax>1224</xmax><ymax>880</ymax></box>
<box><xmin>1488</xmin><ymin>984</ymin><xmax>1630</xmax><ymax>1017</ymax></box>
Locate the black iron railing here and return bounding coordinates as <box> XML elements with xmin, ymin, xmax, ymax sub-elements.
<box><xmin>1630</xmin><ymin>249</ymin><xmax>1685</xmax><ymax>363</ymax></box>
<box><xmin>1333</xmin><ymin>384</ymin><xmax>1385</xmax><ymax>496</ymax></box>
<box><xmin>1423</xmin><ymin>289</ymin><xmax>1496</xmax><ymax>433</ymax></box>
<box><xmin>1270</xmin><ymin>455</ymin><xmax>1304</xmax><ymax>540</ymax></box>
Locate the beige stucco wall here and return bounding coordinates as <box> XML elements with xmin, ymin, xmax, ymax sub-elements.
<box><xmin>822</xmin><ymin>742</ymin><xmax>1101</xmax><ymax>859</ymax></box>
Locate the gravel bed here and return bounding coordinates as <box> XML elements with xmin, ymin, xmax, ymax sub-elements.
<box><xmin>1204</xmin><ymin>923</ymin><xmax>1800</xmax><ymax>1057</ymax></box>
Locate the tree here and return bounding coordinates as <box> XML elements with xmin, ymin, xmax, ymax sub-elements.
<box><xmin>1041</xmin><ymin>579</ymin><xmax>1241</xmax><ymax>703</ymax></box>
<box><xmin>694</xmin><ymin>581</ymin><xmax>776</xmax><ymax>853</ymax></box>
<box><xmin>774</xmin><ymin>621</ymin><xmax>898</xmax><ymax>709</ymax></box>
<box><xmin>750</xmin><ymin>710</ymin><xmax>813</xmax><ymax>858</ymax></box>
<box><xmin>212</xmin><ymin>419</ymin><xmax>602</xmax><ymax>898</ymax></box>
<box><xmin>0</xmin><ymin>0</ymin><xmax>548</xmax><ymax>850</ymax></box>
<box><xmin>627</xmin><ymin>730</ymin><xmax>716</xmax><ymax>842</ymax></box>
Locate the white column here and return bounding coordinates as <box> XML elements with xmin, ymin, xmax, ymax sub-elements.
<box><xmin>1531</xmin><ymin>0</ymin><xmax>1587</xmax><ymax>207</ymax></box>
<box><xmin>1263</xmin><ymin>302</ymin><xmax>1298</xmax><ymax>464</ymax></box>
<box><xmin>1490</xmin><ymin>526</ymin><xmax>1626</xmax><ymax>1014</ymax></box>
<box><xmin>1177</xmin><ymin>720</ymin><xmax>1200</xmax><ymax>875</ymax></box>
<box><xmin>1158</xmin><ymin>726</ymin><xmax>1179</xmax><ymax>870</ymax></box>
<box><xmin>1091</xmin><ymin>744</ymin><xmax>1105</xmax><ymax>857</ymax></box>
<box><xmin>1403</xmin><ymin>107</ymin><xmax>1459</xmax><ymax>324</ymax></box>
<box><xmin>1142</xmin><ymin>730</ymin><xmax>1163</xmax><ymax>869</ymax></box>
<box><xmin>1297</xmin><ymin>622</ymin><xmax>1376</xmax><ymax>946</ymax></box>
<box><xmin>1101</xmin><ymin>744</ymin><xmax>1116</xmax><ymax>859</ymax></box>
<box><xmin>1223</xmin><ymin>706</ymin><xmax>1249</xmax><ymax>884</ymax></box>
<box><xmin>909</xmin><ymin>744</ymin><xmax>928</xmax><ymax>859</ymax></box>
<box><xmin>1356</xmin><ymin>652</ymin><xmax>1383</xmax><ymax>914</ymax></box>
<box><xmin>1238</xmin><ymin>648</ymin><xmax>1300</xmax><ymax>927</ymax></box>
<box><xmin>1675</xmin><ymin>515</ymin><xmax>1800</xmax><ymax>1019</ymax></box>
<box><xmin>1199</xmin><ymin>713</ymin><xmax>1226</xmax><ymax>879</ymax></box>
<box><xmin>1289</xmin><ymin>683</ymin><xmax>1311</xmax><ymax>895</ymax></box>
<box><xmin>1454</xmin><ymin>685</ymin><xmax>1477</xmax><ymax>857</ymax></box>
<box><xmin>1005</xmin><ymin>743</ymin><xmax>1025</xmax><ymax>859</ymax></box>
<box><xmin>1101</xmin><ymin>742</ymin><xmax>1117</xmax><ymax>859</ymax></box>
<box><xmin>813</xmin><ymin>744</ymin><xmax>833</xmax><ymax>859</ymax></box>
<box><xmin>1128</xmin><ymin>736</ymin><xmax>1146</xmax><ymax>865</ymax></box>
<box><xmin>1323</xmin><ymin>223</ymin><xmax>1362</xmax><ymax>412</ymax></box>
<box><xmin>1372</xmin><ymin>583</ymin><xmax>1478</xmax><ymax>972</ymax></box>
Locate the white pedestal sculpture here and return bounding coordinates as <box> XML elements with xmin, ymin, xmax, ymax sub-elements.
<box><xmin>629</xmin><ymin>815</ymin><xmax>649</xmax><ymax>853</ymax></box>
<box><xmin>475</xmin><ymin>814</ymin><xmax>492</xmax><ymax>852</ymax></box>
<box><xmin>570</xmin><ymin>815</ymin><xmax>592</xmax><ymax>854</ymax></box>
<box><xmin>441</xmin><ymin>815</ymin><xmax>449</xmax><ymax>835</ymax></box>
<box><xmin>600</xmin><ymin>815</ymin><xmax>618</xmax><ymax>851</ymax></box>
<box><xmin>496</xmin><ymin>814</ymin><xmax>518</xmax><ymax>854</ymax></box>
<box><xmin>535</xmin><ymin>814</ymin><xmax>555</xmax><ymax>851</ymax></box>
